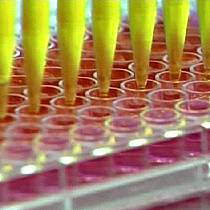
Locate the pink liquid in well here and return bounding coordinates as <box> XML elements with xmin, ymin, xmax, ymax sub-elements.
<box><xmin>149</xmin><ymin>137</ymin><xmax>184</xmax><ymax>166</ymax></box>
<box><xmin>107</xmin><ymin>116</ymin><xmax>148</xmax><ymax>173</ymax></box>
<box><xmin>147</xmin><ymin>89</ymin><xmax>187</xmax><ymax>108</ymax></box>
<box><xmin>121</xmin><ymin>79</ymin><xmax>161</xmax><ymax>98</ymax></box>
<box><xmin>114</xmin><ymin>147</ymin><xmax>149</xmax><ymax>174</ymax></box>
<box><xmin>1</xmin><ymin>143</ymin><xmax>39</xmax><ymax>201</ymax></box>
<box><xmin>175</xmin><ymin>100</ymin><xmax>210</xmax><ymax>118</ymax></box>
<box><xmin>113</xmin><ymin>97</ymin><xmax>151</xmax><ymax>117</ymax></box>
<box><xmin>42</xmin><ymin>114</ymin><xmax>79</xmax><ymax>134</ymax></box>
<box><xmin>8</xmin><ymin>173</ymin><xmax>40</xmax><ymax>201</ymax></box>
<box><xmin>190</xmin><ymin>63</ymin><xmax>210</xmax><ymax>81</ymax></box>
<box><xmin>79</xmin><ymin>106</ymin><xmax>114</xmax><ymax>125</ymax></box>
<box><xmin>78</xmin><ymin>155</ymin><xmax>114</xmax><ymax>183</ymax></box>
<box><xmin>183</xmin><ymin>81</ymin><xmax>210</xmax><ymax>100</ymax></box>
<box><xmin>7</xmin><ymin>94</ymin><xmax>27</xmax><ymax>113</ymax></box>
<box><xmin>6</xmin><ymin>123</ymin><xmax>40</xmax><ymax>143</ymax></box>
<box><xmin>72</xmin><ymin>125</ymin><xmax>113</xmax><ymax>182</ymax></box>
<box><xmin>181</xmin><ymin>129</ymin><xmax>203</xmax><ymax>157</ymax></box>
<box><xmin>50</xmin><ymin>96</ymin><xmax>90</xmax><ymax>114</ymax></box>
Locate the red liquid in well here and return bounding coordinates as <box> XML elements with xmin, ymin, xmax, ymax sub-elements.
<box><xmin>156</xmin><ymin>71</ymin><xmax>195</xmax><ymax>89</ymax></box>
<box><xmin>59</xmin><ymin>77</ymin><xmax>97</xmax><ymax>96</ymax></box>
<box><xmin>77</xmin><ymin>77</ymin><xmax>97</xmax><ymax>96</ymax></box>
<box><xmin>9</xmin><ymin>75</ymin><xmax>26</xmax><ymax>94</ymax></box>
<box><xmin>46</xmin><ymin>48</ymin><xmax>60</xmax><ymax>67</ymax></box>
<box><xmin>117</xmin><ymin>32</ymin><xmax>132</xmax><ymax>50</ymax></box>
<box><xmin>184</xmin><ymin>35</ymin><xmax>200</xmax><ymax>52</ymax></box>
<box><xmin>151</xmin><ymin>42</ymin><xmax>167</xmax><ymax>60</ymax></box>
<box><xmin>86</xmin><ymin>87</ymin><xmax>125</xmax><ymax>106</ymax></box>
<box><xmin>43</xmin><ymin>66</ymin><xmax>62</xmax><ymax>86</ymax></box>
<box><xmin>0</xmin><ymin>114</ymin><xmax>17</xmax><ymax>134</ymax></box>
<box><xmin>51</xmin><ymin>96</ymin><xmax>90</xmax><ymax>114</ymax></box>
<box><xmin>24</xmin><ymin>86</ymin><xmax>63</xmax><ymax>105</ymax></box>
<box><xmin>113</xmin><ymin>50</ymin><xmax>133</xmax><ymax>69</ymax></box>
<box><xmin>94</xmin><ymin>69</ymin><xmax>134</xmax><ymax>88</ymax></box>
<box><xmin>110</xmin><ymin>69</ymin><xmax>134</xmax><ymax>88</ymax></box>
<box><xmin>129</xmin><ymin>60</ymin><xmax>168</xmax><ymax>80</ymax></box>
<box><xmin>163</xmin><ymin>52</ymin><xmax>202</xmax><ymax>67</ymax></box>
<box><xmin>7</xmin><ymin>94</ymin><xmax>27</xmax><ymax>113</ymax></box>
<box><xmin>16</xmin><ymin>105</ymin><xmax>55</xmax><ymax>123</ymax></box>
<box><xmin>41</xmin><ymin>86</ymin><xmax>63</xmax><ymax>104</ymax></box>
<box><xmin>79</xmin><ymin>58</ymin><xmax>96</xmax><ymax>77</ymax></box>
<box><xmin>121</xmin><ymin>79</ymin><xmax>160</xmax><ymax>98</ymax></box>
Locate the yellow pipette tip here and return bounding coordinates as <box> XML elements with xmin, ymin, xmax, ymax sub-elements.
<box><xmin>169</xmin><ymin>73</ymin><xmax>181</xmax><ymax>82</ymax></box>
<box><xmin>27</xmin><ymin>92</ymin><xmax>40</xmax><ymax>114</ymax></box>
<box><xmin>64</xmin><ymin>98</ymin><xmax>75</xmax><ymax>106</ymax></box>
<box><xmin>63</xmin><ymin>85</ymin><xmax>77</xmax><ymax>105</ymax></box>
<box><xmin>135</xmin><ymin>73</ymin><xmax>148</xmax><ymax>89</ymax></box>
<box><xmin>100</xmin><ymin>92</ymin><xmax>109</xmax><ymax>98</ymax></box>
<box><xmin>0</xmin><ymin>82</ymin><xmax>9</xmax><ymax>119</ymax></box>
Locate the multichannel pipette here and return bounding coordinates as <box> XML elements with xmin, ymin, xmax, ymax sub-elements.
<box><xmin>57</xmin><ymin>0</ymin><xmax>86</xmax><ymax>105</ymax></box>
<box><xmin>162</xmin><ymin>0</ymin><xmax>190</xmax><ymax>81</ymax></box>
<box><xmin>92</xmin><ymin>0</ymin><xmax>120</xmax><ymax>96</ymax></box>
<box><xmin>21</xmin><ymin>0</ymin><xmax>49</xmax><ymax>113</ymax></box>
<box><xmin>197</xmin><ymin>0</ymin><xmax>210</xmax><ymax>74</ymax></box>
<box><xmin>0</xmin><ymin>1</ymin><xmax>16</xmax><ymax>119</ymax></box>
<box><xmin>128</xmin><ymin>0</ymin><xmax>157</xmax><ymax>88</ymax></box>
